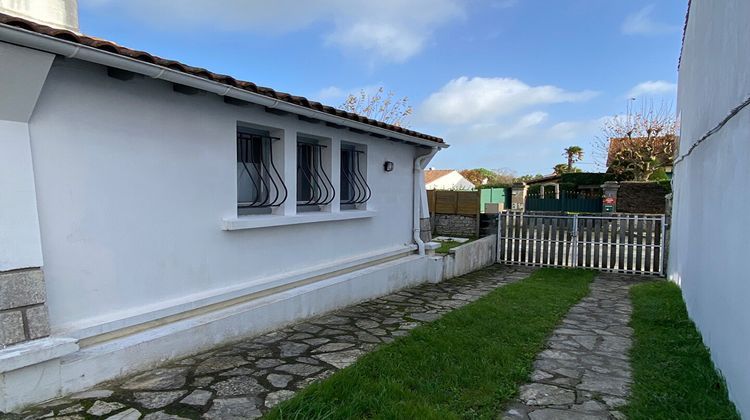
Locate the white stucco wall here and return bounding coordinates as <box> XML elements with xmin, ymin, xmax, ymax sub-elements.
<box><xmin>0</xmin><ymin>42</ymin><xmax>54</xmax><ymax>271</ymax></box>
<box><xmin>425</xmin><ymin>171</ymin><xmax>475</xmax><ymax>190</ymax></box>
<box><xmin>670</xmin><ymin>0</ymin><xmax>750</xmax><ymax>415</ymax></box>
<box><xmin>28</xmin><ymin>58</ymin><xmax>426</xmax><ymax>336</ymax></box>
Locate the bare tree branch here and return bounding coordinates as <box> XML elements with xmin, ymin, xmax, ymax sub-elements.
<box><xmin>593</xmin><ymin>100</ymin><xmax>678</xmax><ymax>180</ymax></box>
<box><xmin>340</xmin><ymin>87</ymin><xmax>413</xmax><ymax>127</ymax></box>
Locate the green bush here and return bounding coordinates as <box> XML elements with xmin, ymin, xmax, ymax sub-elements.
<box><xmin>559</xmin><ymin>172</ymin><xmax>614</xmax><ymax>186</ymax></box>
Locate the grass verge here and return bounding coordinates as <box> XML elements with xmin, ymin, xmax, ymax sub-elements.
<box><xmin>627</xmin><ymin>282</ymin><xmax>740</xmax><ymax>420</ymax></box>
<box><xmin>266</xmin><ymin>267</ymin><xmax>594</xmax><ymax>419</ymax></box>
<box><xmin>435</xmin><ymin>240</ymin><xmax>467</xmax><ymax>254</ymax></box>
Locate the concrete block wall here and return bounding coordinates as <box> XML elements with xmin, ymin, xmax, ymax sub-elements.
<box><xmin>0</xmin><ymin>268</ymin><xmax>50</xmax><ymax>347</ymax></box>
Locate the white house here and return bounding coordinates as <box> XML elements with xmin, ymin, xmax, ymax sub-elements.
<box><xmin>670</xmin><ymin>0</ymin><xmax>750</xmax><ymax>416</ymax></box>
<box><xmin>424</xmin><ymin>169</ymin><xmax>475</xmax><ymax>190</ymax></box>
<box><xmin>0</xmin><ymin>1</ymin><xmax>449</xmax><ymax>411</ymax></box>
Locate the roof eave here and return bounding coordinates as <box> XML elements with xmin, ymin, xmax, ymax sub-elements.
<box><xmin>0</xmin><ymin>22</ymin><xmax>448</xmax><ymax>149</ymax></box>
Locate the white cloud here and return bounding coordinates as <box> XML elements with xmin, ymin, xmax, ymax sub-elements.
<box><xmin>418</xmin><ymin>77</ymin><xmax>597</xmax><ymax>125</ymax></box>
<box><xmin>429</xmin><ymin>114</ymin><xmax>609</xmax><ymax>174</ymax></box>
<box><xmin>80</xmin><ymin>0</ymin><xmax>465</xmax><ymax>63</ymax></box>
<box><xmin>621</xmin><ymin>5</ymin><xmax>679</xmax><ymax>35</ymax></box>
<box><xmin>626</xmin><ymin>80</ymin><xmax>677</xmax><ymax>98</ymax></box>
<box><xmin>312</xmin><ymin>84</ymin><xmax>384</xmax><ymax>105</ymax></box>
<box><xmin>415</xmin><ymin>76</ymin><xmax>602</xmax><ymax>172</ymax></box>
<box><xmin>315</xmin><ymin>86</ymin><xmax>345</xmax><ymax>103</ymax></box>
<box><xmin>326</xmin><ymin>22</ymin><xmax>424</xmax><ymax>64</ymax></box>
<box><xmin>491</xmin><ymin>0</ymin><xmax>519</xmax><ymax>9</ymax></box>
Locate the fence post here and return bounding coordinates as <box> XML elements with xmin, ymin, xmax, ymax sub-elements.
<box><xmin>496</xmin><ymin>211</ymin><xmax>503</xmax><ymax>263</ymax></box>
<box><xmin>601</xmin><ymin>181</ymin><xmax>620</xmax><ymax>213</ymax></box>
<box><xmin>659</xmin><ymin>214</ymin><xmax>667</xmax><ymax>275</ymax></box>
<box><xmin>511</xmin><ymin>182</ymin><xmax>527</xmax><ymax>211</ymax></box>
<box><xmin>571</xmin><ymin>214</ymin><xmax>579</xmax><ymax>267</ymax></box>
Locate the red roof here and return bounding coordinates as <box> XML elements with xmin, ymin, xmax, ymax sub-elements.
<box><xmin>0</xmin><ymin>13</ymin><xmax>444</xmax><ymax>145</ymax></box>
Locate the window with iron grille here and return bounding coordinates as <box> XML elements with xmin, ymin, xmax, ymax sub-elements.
<box><xmin>297</xmin><ymin>138</ymin><xmax>334</xmax><ymax>210</ymax></box>
<box><xmin>237</xmin><ymin>129</ymin><xmax>287</xmax><ymax>214</ymax></box>
<box><xmin>340</xmin><ymin>144</ymin><xmax>371</xmax><ymax>208</ymax></box>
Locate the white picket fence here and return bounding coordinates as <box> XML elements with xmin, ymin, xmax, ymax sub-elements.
<box><xmin>497</xmin><ymin>212</ymin><xmax>667</xmax><ymax>275</ymax></box>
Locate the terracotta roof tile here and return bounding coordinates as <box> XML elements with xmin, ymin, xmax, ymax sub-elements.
<box><xmin>0</xmin><ymin>13</ymin><xmax>444</xmax><ymax>145</ymax></box>
<box><xmin>424</xmin><ymin>169</ymin><xmax>455</xmax><ymax>184</ymax></box>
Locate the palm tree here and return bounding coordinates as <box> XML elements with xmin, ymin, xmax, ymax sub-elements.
<box><xmin>553</xmin><ymin>163</ymin><xmax>569</xmax><ymax>175</ymax></box>
<box><xmin>563</xmin><ymin>146</ymin><xmax>584</xmax><ymax>171</ymax></box>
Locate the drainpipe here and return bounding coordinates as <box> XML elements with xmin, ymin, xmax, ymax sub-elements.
<box><xmin>413</xmin><ymin>148</ymin><xmax>439</xmax><ymax>255</ymax></box>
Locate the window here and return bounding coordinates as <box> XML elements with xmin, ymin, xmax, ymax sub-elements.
<box><xmin>340</xmin><ymin>144</ymin><xmax>371</xmax><ymax>207</ymax></box>
<box><xmin>237</xmin><ymin>129</ymin><xmax>287</xmax><ymax>213</ymax></box>
<box><xmin>297</xmin><ymin>138</ymin><xmax>334</xmax><ymax>209</ymax></box>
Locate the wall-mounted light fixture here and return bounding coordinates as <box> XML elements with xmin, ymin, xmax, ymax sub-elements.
<box><xmin>383</xmin><ymin>161</ymin><xmax>394</xmax><ymax>172</ymax></box>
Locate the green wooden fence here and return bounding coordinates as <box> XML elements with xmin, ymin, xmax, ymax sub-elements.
<box><xmin>479</xmin><ymin>187</ymin><xmax>511</xmax><ymax>212</ymax></box>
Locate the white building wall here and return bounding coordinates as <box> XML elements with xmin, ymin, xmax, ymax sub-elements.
<box><xmin>28</xmin><ymin>58</ymin><xmax>425</xmax><ymax>338</ymax></box>
<box><xmin>0</xmin><ymin>42</ymin><xmax>53</xmax><ymax>271</ymax></box>
<box><xmin>425</xmin><ymin>171</ymin><xmax>475</xmax><ymax>190</ymax></box>
<box><xmin>0</xmin><ymin>0</ymin><xmax>79</xmax><ymax>31</ymax></box>
<box><xmin>670</xmin><ymin>0</ymin><xmax>750</xmax><ymax>415</ymax></box>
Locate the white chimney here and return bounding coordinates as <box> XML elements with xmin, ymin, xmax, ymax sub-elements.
<box><xmin>0</xmin><ymin>0</ymin><xmax>79</xmax><ymax>32</ymax></box>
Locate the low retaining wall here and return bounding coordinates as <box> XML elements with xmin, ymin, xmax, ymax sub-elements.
<box><xmin>0</xmin><ymin>254</ymin><xmax>437</xmax><ymax>412</ymax></box>
<box><xmin>442</xmin><ymin>234</ymin><xmax>497</xmax><ymax>280</ymax></box>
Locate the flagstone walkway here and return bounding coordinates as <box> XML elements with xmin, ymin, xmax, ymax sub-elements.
<box><xmin>502</xmin><ymin>273</ymin><xmax>650</xmax><ymax>420</ymax></box>
<box><xmin>16</xmin><ymin>265</ymin><xmax>535</xmax><ymax>420</ymax></box>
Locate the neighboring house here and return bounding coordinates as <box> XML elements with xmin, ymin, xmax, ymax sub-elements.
<box><xmin>0</xmin><ymin>2</ymin><xmax>448</xmax><ymax>411</ymax></box>
<box><xmin>671</xmin><ymin>1</ymin><xmax>750</xmax><ymax>416</ymax></box>
<box><xmin>524</xmin><ymin>173</ymin><xmax>609</xmax><ymax>198</ymax></box>
<box><xmin>525</xmin><ymin>174</ymin><xmax>563</xmax><ymax>198</ymax></box>
<box><xmin>424</xmin><ymin>169</ymin><xmax>476</xmax><ymax>190</ymax></box>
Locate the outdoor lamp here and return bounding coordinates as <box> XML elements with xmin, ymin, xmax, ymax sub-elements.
<box><xmin>383</xmin><ymin>161</ymin><xmax>394</xmax><ymax>172</ymax></box>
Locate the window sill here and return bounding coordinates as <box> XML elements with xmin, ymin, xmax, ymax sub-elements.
<box><xmin>222</xmin><ymin>210</ymin><xmax>376</xmax><ymax>231</ymax></box>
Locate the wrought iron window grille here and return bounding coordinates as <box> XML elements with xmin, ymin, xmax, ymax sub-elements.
<box><xmin>341</xmin><ymin>148</ymin><xmax>371</xmax><ymax>205</ymax></box>
<box><xmin>297</xmin><ymin>142</ymin><xmax>335</xmax><ymax>206</ymax></box>
<box><xmin>237</xmin><ymin>133</ymin><xmax>287</xmax><ymax>208</ymax></box>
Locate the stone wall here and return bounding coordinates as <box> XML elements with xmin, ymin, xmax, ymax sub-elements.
<box><xmin>616</xmin><ymin>182</ymin><xmax>670</xmax><ymax>214</ymax></box>
<box><xmin>419</xmin><ymin>218</ymin><xmax>432</xmax><ymax>243</ymax></box>
<box><xmin>0</xmin><ymin>268</ymin><xmax>50</xmax><ymax>347</ymax></box>
<box><xmin>433</xmin><ymin>214</ymin><xmax>478</xmax><ymax>238</ymax></box>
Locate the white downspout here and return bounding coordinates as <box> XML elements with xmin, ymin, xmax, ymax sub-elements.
<box><xmin>413</xmin><ymin>148</ymin><xmax>439</xmax><ymax>255</ymax></box>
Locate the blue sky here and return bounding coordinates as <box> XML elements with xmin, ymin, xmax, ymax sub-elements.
<box><xmin>78</xmin><ymin>0</ymin><xmax>687</xmax><ymax>175</ymax></box>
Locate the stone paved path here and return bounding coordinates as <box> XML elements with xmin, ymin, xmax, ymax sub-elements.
<box><xmin>503</xmin><ymin>273</ymin><xmax>650</xmax><ymax>420</ymax></box>
<box><xmin>16</xmin><ymin>265</ymin><xmax>534</xmax><ymax>420</ymax></box>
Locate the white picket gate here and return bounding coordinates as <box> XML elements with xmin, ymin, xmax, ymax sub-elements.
<box><xmin>497</xmin><ymin>212</ymin><xmax>667</xmax><ymax>275</ymax></box>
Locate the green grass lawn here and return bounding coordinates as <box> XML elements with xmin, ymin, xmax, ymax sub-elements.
<box><xmin>435</xmin><ymin>240</ymin><xmax>465</xmax><ymax>254</ymax></box>
<box><xmin>266</xmin><ymin>268</ymin><xmax>595</xmax><ymax>420</ymax></box>
<box><xmin>627</xmin><ymin>282</ymin><xmax>740</xmax><ymax>420</ymax></box>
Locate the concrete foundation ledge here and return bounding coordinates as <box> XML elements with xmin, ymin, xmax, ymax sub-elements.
<box><xmin>0</xmin><ymin>254</ymin><xmax>432</xmax><ymax>413</ymax></box>
<box><xmin>0</xmin><ymin>337</ymin><xmax>78</xmax><ymax>373</ymax></box>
